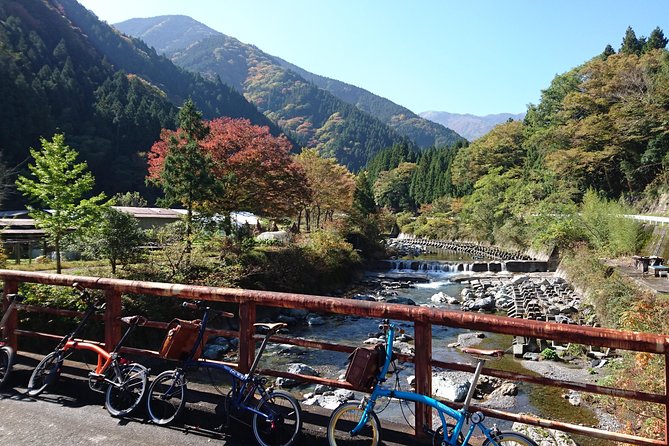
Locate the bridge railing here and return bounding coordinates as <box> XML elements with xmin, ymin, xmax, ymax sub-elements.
<box><xmin>1</xmin><ymin>269</ymin><xmax>667</xmax><ymax>446</ymax></box>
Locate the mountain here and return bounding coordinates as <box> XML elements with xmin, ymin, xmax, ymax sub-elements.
<box><xmin>115</xmin><ymin>16</ymin><xmax>465</xmax><ymax>169</ymax></box>
<box><xmin>419</xmin><ymin>111</ymin><xmax>525</xmax><ymax>141</ymax></box>
<box><xmin>0</xmin><ymin>0</ymin><xmax>276</xmax><ymax>206</ymax></box>
<box><xmin>272</xmin><ymin>57</ymin><xmax>465</xmax><ymax>148</ymax></box>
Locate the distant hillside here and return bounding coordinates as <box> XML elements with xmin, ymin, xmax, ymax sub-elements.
<box><xmin>111</xmin><ymin>15</ymin><xmax>219</xmax><ymax>55</ymax></box>
<box><xmin>419</xmin><ymin>111</ymin><xmax>525</xmax><ymax>141</ymax></box>
<box><xmin>116</xmin><ymin>16</ymin><xmax>417</xmax><ymax>170</ymax></box>
<box><xmin>115</xmin><ymin>16</ymin><xmax>465</xmax><ymax>169</ymax></box>
<box><xmin>0</xmin><ymin>0</ymin><xmax>278</xmax><ymax>207</ymax></box>
<box><xmin>271</xmin><ymin>57</ymin><xmax>465</xmax><ymax>148</ymax></box>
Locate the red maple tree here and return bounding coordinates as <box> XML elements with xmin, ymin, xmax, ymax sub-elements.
<box><xmin>147</xmin><ymin>118</ymin><xmax>309</xmax><ymax>219</ymax></box>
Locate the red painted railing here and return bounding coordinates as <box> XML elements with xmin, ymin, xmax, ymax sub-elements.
<box><xmin>1</xmin><ymin>269</ymin><xmax>667</xmax><ymax>445</ymax></box>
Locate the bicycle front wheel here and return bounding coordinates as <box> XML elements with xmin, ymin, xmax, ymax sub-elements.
<box><xmin>252</xmin><ymin>390</ymin><xmax>302</xmax><ymax>446</ymax></box>
<box><xmin>0</xmin><ymin>346</ymin><xmax>13</xmax><ymax>387</ymax></box>
<box><xmin>482</xmin><ymin>431</ymin><xmax>539</xmax><ymax>446</ymax></box>
<box><xmin>327</xmin><ymin>402</ymin><xmax>381</xmax><ymax>446</ymax></box>
<box><xmin>146</xmin><ymin>369</ymin><xmax>186</xmax><ymax>425</ymax></box>
<box><xmin>105</xmin><ymin>363</ymin><xmax>149</xmax><ymax>417</ymax></box>
<box><xmin>28</xmin><ymin>351</ymin><xmax>62</xmax><ymax>397</ymax></box>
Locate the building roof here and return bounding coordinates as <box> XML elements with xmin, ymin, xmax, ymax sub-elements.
<box><xmin>112</xmin><ymin>207</ymin><xmax>187</xmax><ymax>219</ymax></box>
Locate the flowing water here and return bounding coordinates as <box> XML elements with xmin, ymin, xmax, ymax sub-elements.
<box><xmin>261</xmin><ymin>257</ymin><xmax>606</xmax><ymax>445</ymax></box>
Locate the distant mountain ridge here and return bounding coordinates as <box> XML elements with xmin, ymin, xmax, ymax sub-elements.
<box><xmin>419</xmin><ymin>111</ymin><xmax>525</xmax><ymax>141</ymax></box>
<box><xmin>115</xmin><ymin>15</ymin><xmax>465</xmax><ymax>169</ymax></box>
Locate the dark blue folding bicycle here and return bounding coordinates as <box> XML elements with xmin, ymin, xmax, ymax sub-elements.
<box><xmin>146</xmin><ymin>301</ymin><xmax>302</xmax><ymax>446</ymax></box>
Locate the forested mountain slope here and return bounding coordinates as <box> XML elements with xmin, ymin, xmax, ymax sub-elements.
<box><xmin>271</xmin><ymin>56</ymin><xmax>465</xmax><ymax>148</ymax></box>
<box><xmin>0</xmin><ymin>0</ymin><xmax>276</xmax><ymax>206</ymax></box>
<box><xmin>116</xmin><ymin>15</ymin><xmax>419</xmax><ymax>170</ymax></box>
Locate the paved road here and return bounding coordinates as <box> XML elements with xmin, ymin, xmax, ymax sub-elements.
<box><xmin>0</xmin><ymin>354</ymin><xmax>415</xmax><ymax>446</ymax></box>
<box><xmin>0</xmin><ymin>354</ymin><xmax>333</xmax><ymax>446</ymax></box>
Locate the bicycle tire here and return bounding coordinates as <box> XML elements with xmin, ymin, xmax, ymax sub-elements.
<box><xmin>0</xmin><ymin>346</ymin><xmax>13</xmax><ymax>387</ymax></box>
<box><xmin>482</xmin><ymin>431</ymin><xmax>539</xmax><ymax>446</ymax></box>
<box><xmin>327</xmin><ymin>402</ymin><xmax>381</xmax><ymax>446</ymax></box>
<box><xmin>252</xmin><ymin>390</ymin><xmax>302</xmax><ymax>446</ymax></box>
<box><xmin>146</xmin><ymin>369</ymin><xmax>186</xmax><ymax>425</ymax></box>
<box><xmin>105</xmin><ymin>363</ymin><xmax>149</xmax><ymax>417</ymax></box>
<box><xmin>27</xmin><ymin>351</ymin><xmax>62</xmax><ymax>396</ymax></box>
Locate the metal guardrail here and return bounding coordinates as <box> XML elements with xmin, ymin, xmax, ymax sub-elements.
<box><xmin>0</xmin><ymin>269</ymin><xmax>667</xmax><ymax>445</ymax></box>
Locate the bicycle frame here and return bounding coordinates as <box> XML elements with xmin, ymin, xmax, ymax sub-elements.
<box><xmin>169</xmin><ymin>305</ymin><xmax>275</xmax><ymax>421</ymax></box>
<box><xmin>351</xmin><ymin>323</ymin><xmax>500</xmax><ymax>445</ymax></box>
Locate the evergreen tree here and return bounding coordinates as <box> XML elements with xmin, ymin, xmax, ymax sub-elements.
<box><xmin>601</xmin><ymin>44</ymin><xmax>615</xmax><ymax>59</ymax></box>
<box><xmin>149</xmin><ymin>100</ymin><xmax>217</xmax><ymax>253</ymax></box>
<box><xmin>352</xmin><ymin>171</ymin><xmax>377</xmax><ymax>216</ymax></box>
<box><xmin>644</xmin><ymin>27</ymin><xmax>668</xmax><ymax>52</ymax></box>
<box><xmin>16</xmin><ymin>134</ymin><xmax>107</xmax><ymax>273</ymax></box>
<box><xmin>620</xmin><ymin>26</ymin><xmax>643</xmax><ymax>55</ymax></box>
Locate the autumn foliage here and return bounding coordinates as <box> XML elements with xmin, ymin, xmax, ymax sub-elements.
<box><xmin>148</xmin><ymin>117</ymin><xmax>308</xmax><ymax>219</ymax></box>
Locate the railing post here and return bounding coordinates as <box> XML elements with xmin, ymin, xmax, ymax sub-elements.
<box><xmin>104</xmin><ymin>289</ymin><xmax>122</xmax><ymax>350</ymax></box>
<box><xmin>238</xmin><ymin>301</ymin><xmax>256</xmax><ymax>373</ymax></box>
<box><xmin>414</xmin><ymin>320</ymin><xmax>432</xmax><ymax>438</ymax></box>
<box><xmin>2</xmin><ymin>280</ymin><xmax>19</xmax><ymax>350</ymax></box>
<box><xmin>665</xmin><ymin>352</ymin><xmax>669</xmax><ymax>445</ymax></box>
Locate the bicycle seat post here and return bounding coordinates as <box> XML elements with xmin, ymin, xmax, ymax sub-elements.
<box><xmin>462</xmin><ymin>358</ymin><xmax>485</xmax><ymax>412</ymax></box>
<box><xmin>247</xmin><ymin>323</ymin><xmax>286</xmax><ymax>376</ymax></box>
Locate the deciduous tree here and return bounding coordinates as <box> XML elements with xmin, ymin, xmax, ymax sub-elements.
<box><xmin>16</xmin><ymin>134</ymin><xmax>107</xmax><ymax>273</ymax></box>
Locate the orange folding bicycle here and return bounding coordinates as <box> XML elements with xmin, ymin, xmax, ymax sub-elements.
<box><xmin>27</xmin><ymin>283</ymin><xmax>149</xmax><ymax>417</ymax></box>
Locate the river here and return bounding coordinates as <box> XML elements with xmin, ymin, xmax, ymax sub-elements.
<box><xmin>261</xmin><ymin>258</ymin><xmax>607</xmax><ymax>446</ymax></box>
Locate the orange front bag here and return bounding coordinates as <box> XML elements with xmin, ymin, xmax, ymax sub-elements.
<box><xmin>159</xmin><ymin>319</ymin><xmax>203</xmax><ymax>361</ymax></box>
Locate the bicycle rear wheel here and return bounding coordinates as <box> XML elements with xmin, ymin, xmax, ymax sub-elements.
<box><xmin>146</xmin><ymin>369</ymin><xmax>186</xmax><ymax>425</ymax></box>
<box><xmin>105</xmin><ymin>363</ymin><xmax>149</xmax><ymax>417</ymax></box>
<box><xmin>28</xmin><ymin>351</ymin><xmax>62</xmax><ymax>396</ymax></box>
<box><xmin>0</xmin><ymin>346</ymin><xmax>13</xmax><ymax>387</ymax></box>
<box><xmin>252</xmin><ymin>390</ymin><xmax>302</xmax><ymax>446</ymax></box>
<box><xmin>327</xmin><ymin>402</ymin><xmax>381</xmax><ymax>446</ymax></box>
<box><xmin>482</xmin><ymin>431</ymin><xmax>539</xmax><ymax>446</ymax></box>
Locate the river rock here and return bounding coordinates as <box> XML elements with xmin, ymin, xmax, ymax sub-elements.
<box><xmin>393</xmin><ymin>341</ymin><xmax>415</xmax><ymax>356</ymax></box>
<box><xmin>563</xmin><ymin>391</ymin><xmax>581</xmax><ymax>406</ymax></box>
<box><xmin>351</xmin><ymin>294</ymin><xmax>377</xmax><ymax>302</ymax></box>
<box><xmin>512</xmin><ymin>422</ymin><xmax>578</xmax><ymax>446</ymax></box>
<box><xmin>463</xmin><ymin>296</ymin><xmax>495</xmax><ymax>311</ymax></box>
<box><xmin>307</xmin><ymin>314</ymin><xmax>326</xmax><ymax>326</ymax></box>
<box><xmin>314</xmin><ymin>384</ymin><xmax>334</xmax><ymax>395</ymax></box>
<box><xmin>432</xmin><ymin>372</ymin><xmax>470</xmax><ymax>402</ymax></box>
<box><xmin>202</xmin><ymin>344</ymin><xmax>228</xmax><ymax>360</ymax></box>
<box><xmin>256</xmin><ymin>230</ymin><xmax>291</xmax><ymax>244</ymax></box>
<box><xmin>302</xmin><ymin>389</ymin><xmax>355</xmax><ymax>410</ymax></box>
<box><xmin>276</xmin><ymin>314</ymin><xmax>299</xmax><ymax>325</ymax></box>
<box><xmin>385</xmin><ymin>296</ymin><xmax>417</xmax><ymax>305</ymax></box>
<box><xmin>457</xmin><ymin>332</ymin><xmax>485</xmax><ymax>347</ymax></box>
<box><xmin>431</xmin><ymin>291</ymin><xmax>447</xmax><ymax>302</ymax></box>
<box><xmin>275</xmin><ymin>363</ymin><xmax>320</xmax><ymax>388</ymax></box>
<box><xmin>283</xmin><ymin>309</ymin><xmax>309</xmax><ymax>319</ymax></box>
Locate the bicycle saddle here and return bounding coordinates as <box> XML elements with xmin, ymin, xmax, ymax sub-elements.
<box><xmin>253</xmin><ymin>322</ymin><xmax>287</xmax><ymax>333</ymax></box>
<box><xmin>120</xmin><ymin>315</ymin><xmax>148</xmax><ymax>326</ymax></box>
<box><xmin>461</xmin><ymin>347</ymin><xmax>504</xmax><ymax>358</ymax></box>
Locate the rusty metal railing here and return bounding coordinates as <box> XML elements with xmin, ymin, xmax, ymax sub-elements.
<box><xmin>1</xmin><ymin>269</ymin><xmax>667</xmax><ymax>445</ymax></box>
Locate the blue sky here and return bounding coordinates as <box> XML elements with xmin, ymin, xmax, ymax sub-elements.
<box><xmin>78</xmin><ymin>0</ymin><xmax>669</xmax><ymax>116</ymax></box>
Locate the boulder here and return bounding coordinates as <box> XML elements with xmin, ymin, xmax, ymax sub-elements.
<box><xmin>276</xmin><ymin>363</ymin><xmax>319</xmax><ymax>388</ymax></box>
<box><xmin>256</xmin><ymin>230</ymin><xmax>291</xmax><ymax>244</ymax></box>
<box><xmin>385</xmin><ymin>297</ymin><xmax>417</xmax><ymax>306</ymax></box>
<box><xmin>432</xmin><ymin>372</ymin><xmax>470</xmax><ymax>402</ymax></box>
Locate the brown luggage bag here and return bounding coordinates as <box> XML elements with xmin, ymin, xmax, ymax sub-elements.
<box><xmin>159</xmin><ymin>319</ymin><xmax>203</xmax><ymax>361</ymax></box>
